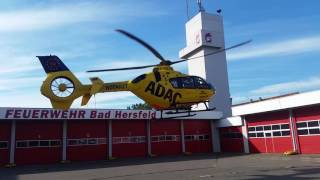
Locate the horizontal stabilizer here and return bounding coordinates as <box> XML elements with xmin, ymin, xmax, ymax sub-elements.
<box><xmin>81</xmin><ymin>94</ymin><xmax>92</xmax><ymax>106</ymax></box>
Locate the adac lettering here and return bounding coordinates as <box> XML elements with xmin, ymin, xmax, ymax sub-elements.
<box><xmin>145</xmin><ymin>81</ymin><xmax>181</xmax><ymax>104</ymax></box>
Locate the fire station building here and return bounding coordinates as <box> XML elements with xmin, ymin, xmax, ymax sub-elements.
<box><xmin>1</xmin><ymin>90</ymin><xmax>320</xmax><ymax>166</ymax></box>
<box><xmin>226</xmin><ymin>90</ymin><xmax>320</xmax><ymax>155</ymax></box>
<box><xmin>0</xmin><ymin>108</ymin><xmax>221</xmax><ymax>166</ymax></box>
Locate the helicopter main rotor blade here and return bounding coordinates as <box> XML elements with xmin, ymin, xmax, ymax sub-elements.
<box><xmin>170</xmin><ymin>40</ymin><xmax>252</xmax><ymax>65</ymax></box>
<box><xmin>87</xmin><ymin>64</ymin><xmax>158</xmax><ymax>72</ymax></box>
<box><xmin>116</xmin><ymin>29</ymin><xmax>166</xmax><ymax>62</ymax></box>
<box><xmin>87</xmin><ymin>40</ymin><xmax>251</xmax><ymax>72</ymax></box>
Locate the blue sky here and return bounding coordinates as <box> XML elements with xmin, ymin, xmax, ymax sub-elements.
<box><xmin>0</xmin><ymin>0</ymin><xmax>320</xmax><ymax>109</ymax></box>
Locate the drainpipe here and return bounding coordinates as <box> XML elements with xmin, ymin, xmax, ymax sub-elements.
<box><xmin>289</xmin><ymin>109</ymin><xmax>300</xmax><ymax>153</ymax></box>
<box><xmin>241</xmin><ymin>116</ymin><xmax>250</xmax><ymax>153</ymax></box>
<box><xmin>180</xmin><ymin>120</ymin><xmax>186</xmax><ymax>153</ymax></box>
<box><xmin>61</xmin><ymin>119</ymin><xmax>68</xmax><ymax>163</ymax></box>
<box><xmin>108</xmin><ymin>120</ymin><xmax>113</xmax><ymax>159</ymax></box>
<box><xmin>7</xmin><ymin>120</ymin><xmax>16</xmax><ymax>167</ymax></box>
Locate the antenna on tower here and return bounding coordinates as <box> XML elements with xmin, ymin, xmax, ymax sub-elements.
<box><xmin>197</xmin><ymin>0</ymin><xmax>205</xmax><ymax>12</ymax></box>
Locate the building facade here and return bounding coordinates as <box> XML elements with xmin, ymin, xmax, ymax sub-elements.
<box><xmin>1</xmin><ymin>90</ymin><xmax>320</xmax><ymax>166</ymax></box>
<box><xmin>0</xmin><ymin>108</ymin><xmax>220</xmax><ymax>166</ymax></box>
<box><xmin>219</xmin><ymin>90</ymin><xmax>320</xmax><ymax>154</ymax></box>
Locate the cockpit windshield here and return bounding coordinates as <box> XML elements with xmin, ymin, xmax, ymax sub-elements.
<box><xmin>169</xmin><ymin>76</ymin><xmax>211</xmax><ymax>89</ymax></box>
<box><xmin>181</xmin><ymin>77</ymin><xmax>194</xmax><ymax>88</ymax></box>
<box><xmin>194</xmin><ymin>76</ymin><xmax>210</xmax><ymax>89</ymax></box>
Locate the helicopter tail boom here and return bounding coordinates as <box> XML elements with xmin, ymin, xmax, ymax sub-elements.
<box><xmin>101</xmin><ymin>81</ymin><xmax>129</xmax><ymax>92</ymax></box>
<box><xmin>38</xmin><ymin>55</ymin><xmax>131</xmax><ymax>109</ymax></box>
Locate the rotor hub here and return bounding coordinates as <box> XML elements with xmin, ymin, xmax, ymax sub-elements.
<box><xmin>159</xmin><ymin>60</ymin><xmax>172</xmax><ymax>66</ymax></box>
<box><xmin>58</xmin><ymin>84</ymin><xmax>67</xmax><ymax>92</ymax></box>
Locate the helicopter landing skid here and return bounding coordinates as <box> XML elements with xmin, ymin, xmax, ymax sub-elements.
<box><xmin>160</xmin><ymin>113</ymin><xmax>197</xmax><ymax>120</ymax></box>
<box><xmin>165</xmin><ymin>107</ymin><xmax>216</xmax><ymax>115</ymax></box>
<box><xmin>159</xmin><ymin>109</ymin><xmax>196</xmax><ymax>119</ymax></box>
<box><xmin>159</xmin><ymin>101</ymin><xmax>216</xmax><ymax>119</ymax></box>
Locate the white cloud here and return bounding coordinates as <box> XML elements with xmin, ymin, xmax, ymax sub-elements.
<box><xmin>0</xmin><ymin>49</ymin><xmax>40</xmax><ymax>73</ymax></box>
<box><xmin>227</xmin><ymin>35</ymin><xmax>320</xmax><ymax>61</ymax></box>
<box><xmin>0</xmin><ymin>57</ymin><xmax>42</xmax><ymax>75</ymax></box>
<box><xmin>0</xmin><ymin>64</ymin><xmax>40</xmax><ymax>75</ymax></box>
<box><xmin>0</xmin><ymin>92</ymin><xmax>51</xmax><ymax>108</ymax></box>
<box><xmin>231</xmin><ymin>96</ymin><xmax>249</xmax><ymax>103</ymax></box>
<box><xmin>0</xmin><ymin>76</ymin><xmax>43</xmax><ymax>91</ymax></box>
<box><xmin>0</xmin><ymin>0</ymin><xmax>169</xmax><ymax>94</ymax></box>
<box><xmin>250</xmin><ymin>77</ymin><xmax>320</xmax><ymax>95</ymax></box>
<box><xmin>0</xmin><ymin>2</ymin><xmax>167</xmax><ymax>32</ymax></box>
<box><xmin>225</xmin><ymin>15</ymin><xmax>320</xmax><ymax>38</ymax></box>
<box><xmin>92</xmin><ymin>59</ymin><xmax>153</xmax><ymax>70</ymax></box>
<box><xmin>232</xmin><ymin>76</ymin><xmax>320</xmax><ymax>105</ymax></box>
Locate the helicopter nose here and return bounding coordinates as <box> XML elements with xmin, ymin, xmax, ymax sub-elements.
<box><xmin>209</xmin><ymin>83</ymin><xmax>216</xmax><ymax>93</ymax></box>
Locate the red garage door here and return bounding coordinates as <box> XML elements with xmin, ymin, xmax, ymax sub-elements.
<box><xmin>67</xmin><ymin>120</ymin><xmax>108</xmax><ymax>161</ymax></box>
<box><xmin>112</xmin><ymin>120</ymin><xmax>147</xmax><ymax>158</ymax></box>
<box><xmin>220</xmin><ymin>126</ymin><xmax>244</xmax><ymax>153</ymax></box>
<box><xmin>0</xmin><ymin>121</ymin><xmax>10</xmax><ymax>166</ymax></box>
<box><xmin>184</xmin><ymin>120</ymin><xmax>211</xmax><ymax>153</ymax></box>
<box><xmin>151</xmin><ymin>120</ymin><xmax>181</xmax><ymax>156</ymax></box>
<box><xmin>294</xmin><ymin>106</ymin><xmax>320</xmax><ymax>154</ymax></box>
<box><xmin>15</xmin><ymin>121</ymin><xmax>63</xmax><ymax>165</ymax></box>
<box><xmin>246</xmin><ymin>111</ymin><xmax>293</xmax><ymax>153</ymax></box>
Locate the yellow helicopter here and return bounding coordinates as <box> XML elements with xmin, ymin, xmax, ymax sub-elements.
<box><xmin>38</xmin><ymin>29</ymin><xmax>250</xmax><ymax>115</ymax></box>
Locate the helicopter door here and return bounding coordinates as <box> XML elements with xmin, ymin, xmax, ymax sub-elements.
<box><xmin>169</xmin><ymin>77</ymin><xmax>200</xmax><ymax>103</ymax></box>
<box><xmin>193</xmin><ymin>77</ymin><xmax>210</xmax><ymax>100</ymax></box>
<box><xmin>180</xmin><ymin>77</ymin><xmax>200</xmax><ymax>102</ymax></box>
<box><xmin>193</xmin><ymin>76</ymin><xmax>210</xmax><ymax>89</ymax></box>
<box><xmin>181</xmin><ymin>77</ymin><xmax>194</xmax><ymax>89</ymax></box>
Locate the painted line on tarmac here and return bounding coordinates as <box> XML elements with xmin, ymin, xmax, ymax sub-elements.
<box><xmin>199</xmin><ymin>174</ymin><xmax>213</xmax><ymax>178</ymax></box>
<box><xmin>90</xmin><ymin>166</ymin><xmax>215</xmax><ymax>180</ymax></box>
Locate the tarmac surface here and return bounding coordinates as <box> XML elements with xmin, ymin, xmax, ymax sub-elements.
<box><xmin>1</xmin><ymin>153</ymin><xmax>320</xmax><ymax>180</ymax></box>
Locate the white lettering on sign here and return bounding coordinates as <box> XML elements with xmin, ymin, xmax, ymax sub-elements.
<box><xmin>1</xmin><ymin>108</ymin><xmax>156</xmax><ymax>120</ymax></box>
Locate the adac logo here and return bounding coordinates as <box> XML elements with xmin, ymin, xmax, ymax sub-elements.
<box><xmin>205</xmin><ymin>33</ymin><xmax>212</xmax><ymax>43</ymax></box>
<box><xmin>144</xmin><ymin>81</ymin><xmax>182</xmax><ymax>104</ymax></box>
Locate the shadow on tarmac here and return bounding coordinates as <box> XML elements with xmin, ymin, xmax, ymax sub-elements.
<box><xmin>1</xmin><ymin>153</ymin><xmax>320</xmax><ymax>180</ymax></box>
<box><xmin>0</xmin><ymin>153</ymin><xmax>243</xmax><ymax>179</ymax></box>
<box><xmin>247</xmin><ymin>166</ymin><xmax>320</xmax><ymax>180</ymax></box>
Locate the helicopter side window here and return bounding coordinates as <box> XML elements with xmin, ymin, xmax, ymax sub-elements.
<box><xmin>132</xmin><ymin>74</ymin><xmax>146</xmax><ymax>84</ymax></box>
<box><xmin>181</xmin><ymin>77</ymin><xmax>194</xmax><ymax>89</ymax></box>
<box><xmin>194</xmin><ymin>76</ymin><xmax>210</xmax><ymax>89</ymax></box>
<box><xmin>170</xmin><ymin>78</ymin><xmax>180</xmax><ymax>88</ymax></box>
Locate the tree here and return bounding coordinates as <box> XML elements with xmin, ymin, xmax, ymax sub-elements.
<box><xmin>127</xmin><ymin>103</ymin><xmax>152</xmax><ymax>110</ymax></box>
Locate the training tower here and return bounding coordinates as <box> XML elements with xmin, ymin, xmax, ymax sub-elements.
<box><xmin>179</xmin><ymin>8</ymin><xmax>231</xmax><ymax>118</ymax></box>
